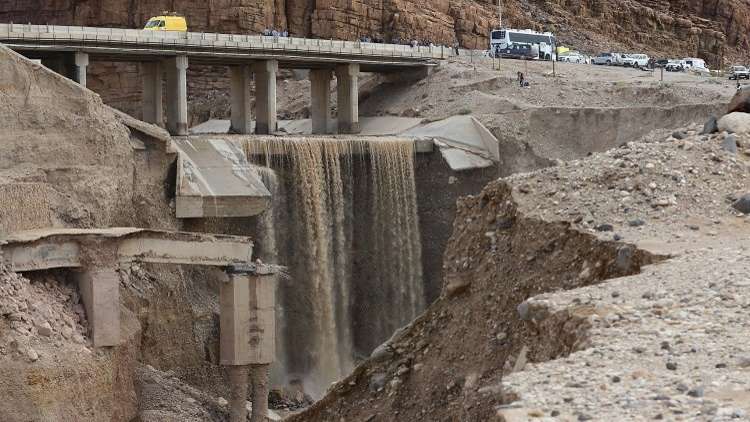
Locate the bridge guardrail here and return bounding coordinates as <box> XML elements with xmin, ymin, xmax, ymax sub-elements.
<box><xmin>0</xmin><ymin>23</ymin><xmax>450</xmax><ymax>60</ymax></box>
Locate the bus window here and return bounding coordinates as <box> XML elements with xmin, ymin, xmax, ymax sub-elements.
<box><xmin>491</xmin><ymin>31</ymin><xmax>505</xmax><ymax>40</ymax></box>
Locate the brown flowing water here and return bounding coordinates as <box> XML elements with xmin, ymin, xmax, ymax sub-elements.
<box><xmin>246</xmin><ymin>137</ymin><xmax>424</xmax><ymax>396</ymax></box>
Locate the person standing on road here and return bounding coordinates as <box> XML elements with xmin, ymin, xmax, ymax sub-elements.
<box><xmin>518</xmin><ymin>71</ymin><xmax>525</xmax><ymax>87</ymax></box>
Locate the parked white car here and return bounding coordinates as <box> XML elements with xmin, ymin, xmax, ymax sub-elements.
<box><xmin>682</xmin><ymin>57</ymin><xmax>707</xmax><ymax>69</ymax></box>
<box><xmin>560</xmin><ymin>51</ymin><xmax>586</xmax><ymax>63</ymax></box>
<box><xmin>623</xmin><ymin>54</ymin><xmax>649</xmax><ymax>68</ymax></box>
<box><xmin>611</xmin><ymin>52</ymin><xmax>629</xmax><ymax>66</ymax></box>
<box><xmin>593</xmin><ymin>52</ymin><xmax>616</xmax><ymax>65</ymax></box>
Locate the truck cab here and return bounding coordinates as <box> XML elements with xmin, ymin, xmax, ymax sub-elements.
<box><xmin>144</xmin><ymin>14</ymin><xmax>187</xmax><ymax>32</ymax></box>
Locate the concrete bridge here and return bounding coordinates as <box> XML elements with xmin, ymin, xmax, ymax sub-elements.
<box><xmin>0</xmin><ymin>23</ymin><xmax>443</xmax><ymax>136</ymax></box>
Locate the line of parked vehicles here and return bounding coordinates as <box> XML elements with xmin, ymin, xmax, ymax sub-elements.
<box><xmin>590</xmin><ymin>53</ymin><xmax>709</xmax><ymax>71</ymax></box>
<box><xmin>483</xmin><ymin>28</ymin><xmax>749</xmax><ymax>81</ymax></box>
<box><xmin>590</xmin><ymin>52</ymin><xmax>750</xmax><ymax>80</ymax></box>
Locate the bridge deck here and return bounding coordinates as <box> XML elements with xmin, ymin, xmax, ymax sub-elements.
<box><xmin>0</xmin><ymin>24</ymin><xmax>445</xmax><ymax>71</ymax></box>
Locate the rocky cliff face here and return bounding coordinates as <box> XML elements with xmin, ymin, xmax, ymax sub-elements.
<box><xmin>1</xmin><ymin>0</ymin><xmax>748</xmax><ymax>58</ymax></box>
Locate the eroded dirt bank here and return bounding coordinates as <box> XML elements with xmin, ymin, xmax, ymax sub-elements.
<box><xmin>288</xmin><ymin>181</ymin><xmax>661</xmax><ymax>421</ymax></box>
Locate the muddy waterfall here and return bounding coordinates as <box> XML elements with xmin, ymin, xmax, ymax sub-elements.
<box><xmin>247</xmin><ymin>138</ymin><xmax>424</xmax><ymax>395</ymax></box>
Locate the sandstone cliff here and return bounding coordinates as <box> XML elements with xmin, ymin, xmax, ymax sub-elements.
<box><xmin>1</xmin><ymin>0</ymin><xmax>747</xmax><ymax>60</ymax></box>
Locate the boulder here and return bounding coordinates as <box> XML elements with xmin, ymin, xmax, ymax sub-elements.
<box><xmin>727</xmin><ymin>87</ymin><xmax>750</xmax><ymax>114</ymax></box>
<box><xmin>722</xmin><ymin>134</ymin><xmax>738</xmax><ymax>154</ymax></box>
<box><xmin>732</xmin><ymin>194</ymin><xmax>750</xmax><ymax>214</ymax></box>
<box><xmin>700</xmin><ymin>116</ymin><xmax>718</xmax><ymax>135</ymax></box>
<box><xmin>717</xmin><ymin>112</ymin><xmax>750</xmax><ymax>134</ymax></box>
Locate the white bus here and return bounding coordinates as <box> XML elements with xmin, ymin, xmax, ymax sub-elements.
<box><xmin>490</xmin><ymin>28</ymin><xmax>556</xmax><ymax>60</ymax></box>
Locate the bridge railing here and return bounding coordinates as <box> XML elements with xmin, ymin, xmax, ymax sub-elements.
<box><xmin>0</xmin><ymin>23</ymin><xmax>451</xmax><ymax>60</ymax></box>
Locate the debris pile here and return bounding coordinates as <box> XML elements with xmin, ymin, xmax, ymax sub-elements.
<box><xmin>0</xmin><ymin>265</ymin><xmax>89</xmax><ymax>361</ymax></box>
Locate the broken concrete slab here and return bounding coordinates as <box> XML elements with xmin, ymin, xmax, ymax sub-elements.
<box><xmin>436</xmin><ymin>145</ymin><xmax>495</xmax><ymax>171</ymax></box>
<box><xmin>173</xmin><ymin>138</ymin><xmax>271</xmax><ymax>218</ymax></box>
<box><xmin>1</xmin><ymin>228</ymin><xmax>254</xmax><ymax>271</ymax></box>
<box><xmin>403</xmin><ymin>115</ymin><xmax>499</xmax><ymax>171</ymax></box>
<box><xmin>403</xmin><ymin>115</ymin><xmax>500</xmax><ymax>160</ymax></box>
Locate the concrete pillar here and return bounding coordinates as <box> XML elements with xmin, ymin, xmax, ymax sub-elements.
<box><xmin>228</xmin><ymin>365</ymin><xmax>250</xmax><ymax>422</ymax></box>
<box><xmin>141</xmin><ymin>62</ymin><xmax>164</xmax><ymax>126</ymax></box>
<box><xmin>310</xmin><ymin>69</ymin><xmax>333</xmax><ymax>134</ymax></box>
<box><xmin>248</xmin><ymin>273</ymin><xmax>276</xmax><ymax>364</ymax></box>
<box><xmin>230</xmin><ymin>65</ymin><xmax>253</xmax><ymax>134</ymax></box>
<box><xmin>220</xmin><ymin>272</ymin><xmax>252</xmax><ymax>366</ymax></box>
<box><xmin>250</xmin><ymin>364</ymin><xmax>270</xmax><ymax>422</ymax></box>
<box><xmin>221</xmin><ymin>269</ymin><xmax>276</xmax><ymax>422</ymax></box>
<box><xmin>75</xmin><ymin>267</ymin><xmax>120</xmax><ymax>347</ymax></box>
<box><xmin>335</xmin><ymin>63</ymin><xmax>360</xmax><ymax>134</ymax></box>
<box><xmin>252</xmin><ymin>60</ymin><xmax>278</xmax><ymax>135</ymax></box>
<box><xmin>73</xmin><ymin>52</ymin><xmax>88</xmax><ymax>87</ymax></box>
<box><xmin>164</xmin><ymin>55</ymin><xmax>189</xmax><ymax>136</ymax></box>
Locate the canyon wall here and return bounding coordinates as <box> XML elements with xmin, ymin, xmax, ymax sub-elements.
<box><xmin>1</xmin><ymin>0</ymin><xmax>747</xmax><ymax>56</ymax></box>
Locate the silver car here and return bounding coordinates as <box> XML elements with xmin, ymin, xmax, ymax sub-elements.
<box><xmin>729</xmin><ymin>66</ymin><xmax>750</xmax><ymax>80</ymax></box>
<box><xmin>593</xmin><ymin>52</ymin><xmax>615</xmax><ymax>65</ymax></box>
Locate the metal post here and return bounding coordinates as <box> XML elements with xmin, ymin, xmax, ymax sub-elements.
<box><xmin>552</xmin><ymin>52</ymin><xmax>556</xmax><ymax>77</ymax></box>
<box><xmin>551</xmin><ymin>40</ymin><xmax>556</xmax><ymax>77</ymax></box>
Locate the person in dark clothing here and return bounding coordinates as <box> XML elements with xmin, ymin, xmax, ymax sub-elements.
<box><xmin>518</xmin><ymin>71</ymin><xmax>525</xmax><ymax>87</ymax></box>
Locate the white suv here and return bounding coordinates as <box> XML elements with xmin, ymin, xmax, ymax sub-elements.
<box><xmin>623</xmin><ymin>54</ymin><xmax>649</xmax><ymax>68</ymax></box>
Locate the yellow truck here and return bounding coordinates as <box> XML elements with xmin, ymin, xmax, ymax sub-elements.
<box><xmin>143</xmin><ymin>13</ymin><xmax>187</xmax><ymax>32</ymax></box>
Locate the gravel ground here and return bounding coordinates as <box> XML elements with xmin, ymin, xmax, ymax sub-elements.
<box><xmin>496</xmin><ymin>126</ymin><xmax>750</xmax><ymax>421</ymax></box>
<box><xmin>500</xmin><ymin>241</ymin><xmax>750</xmax><ymax>421</ymax></box>
<box><xmin>508</xmin><ymin>125</ymin><xmax>750</xmax><ymax>255</ymax></box>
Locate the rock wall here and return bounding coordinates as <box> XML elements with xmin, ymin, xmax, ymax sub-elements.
<box><xmin>1</xmin><ymin>0</ymin><xmax>747</xmax><ymax>56</ymax></box>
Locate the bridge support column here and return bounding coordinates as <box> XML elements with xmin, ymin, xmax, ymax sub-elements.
<box><xmin>310</xmin><ymin>69</ymin><xmax>333</xmax><ymax>134</ymax></box>
<box><xmin>141</xmin><ymin>62</ymin><xmax>164</xmax><ymax>126</ymax></box>
<box><xmin>73</xmin><ymin>52</ymin><xmax>88</xmax><ymax>87</ymax></box>
<box><xmin>252</xmin><ymin>60</ymin><xmax>278</xmax><ymax>135</ymax></box>
<box><xmin>165</xmin><ymin>55</ymin><xmax>189</xmax><ymax>136</ymax></box>
<box><xmin>335</xmin><ymin>64</ymin><xmax>360</xmax><ymax>134</ymax></box>
<box><xmin>221</xmin><ymin>266</ymin><xmax>277</xmax><ymax>422</ymax></box>
<box><xmin>74</xmin><ymin>266</ymin><xmax>120</xmax><ymax>347</ymax></box>
<box><xmin>230</xmin><ymin>65</ymin><xmax>253</xmax><ymax>134</ymax></box>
